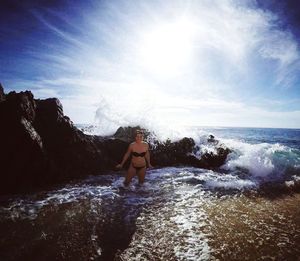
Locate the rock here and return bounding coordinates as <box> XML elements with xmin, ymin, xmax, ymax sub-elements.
<box><xmin>0</xmin><ymin>89</ymin><xmax>108</xmax><ymax>194</ymax></box>
<box><xmin>198</xmin><ymin>144</ymin><xmax>232</xmax><ymax>169</ymax></box>
<box><xmin>102</xmin><ymin>138</ymin><xmax>132</xmax><ymax>169</ymax></box>
<box><xmin>0</xmin><ymin>83</ymin><xmax>5</xmax><ymax>102</ymax></box>
<box><xmin>113</xmin><ymin>126</ymin><xmax>150</xmax><ymax>142</ymax></box>
<box><xmin>2</xmin><ymin>90</ymin><xmax>36</xmax><ymax>122</ymax></box>
<box><xmin>207</xmin><ymin>134</ymin><xmax>217</xmax><ymax>143</ymax></box>
<box><xmin>151</xmin><ymin>137</ymin><xmax>196</xmax><ymax>166</ymax></box>
<box><xmin>0</xmin><ymin>91</ymin><xmax>47</xmax><ymax>194</ymax></box>
<box><xmin>33</xmin><ymin>98</ymin><xmax>107</xmax><ymax>181</ymax></box>
<box><xmin>35</xmin><ymin>98</ymin><xmax>64</xmax><ymax>123</ymax></box>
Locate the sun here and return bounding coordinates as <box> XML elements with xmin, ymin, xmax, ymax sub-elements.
<box><xmin>138</xmin><ymin>19</ymin><xmax>195</xmax><ymax>76</ymax></box>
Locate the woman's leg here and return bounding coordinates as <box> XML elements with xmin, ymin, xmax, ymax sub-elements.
<box><xmin>137</xmin><ymin>166</ymin><xmax>146</xmax><ymax>185</ymax></box>
<box><xmin>124</xmin><ymin>163</ymin><xmax>136</xmax><ymax>186</ymax></box>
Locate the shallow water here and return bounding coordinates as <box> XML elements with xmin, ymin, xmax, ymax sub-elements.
<box><xmin>1</xmin><ymin>167</ymin><xmax>300</xmax><ymax>261</ymax></box>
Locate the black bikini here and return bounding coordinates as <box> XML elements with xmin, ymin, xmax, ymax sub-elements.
<box><xmin>131</xmin><ymin>151</ymin><xmax>146</xmax><ymax>157</ymax></box>
<box><xmin>131</xmin><ymin>151</ymin><xmax>147</xmax><ymax>170</ymax></box>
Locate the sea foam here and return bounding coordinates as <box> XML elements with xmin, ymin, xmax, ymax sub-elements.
<box><xmin>218</xmin><ymin>138</ymin><xmax>300</xmax><ymax>179</ymax></box>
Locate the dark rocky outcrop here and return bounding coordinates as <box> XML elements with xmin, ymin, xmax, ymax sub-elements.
<box><xmin>113</xmin><ymin>126</ymin><xmax>151</xmax><ymax>143</ymax></box>
<box><xmin>0</xmin><ymin>90</ymin><xmax>46</xmax><ymax>193</ymax></box>
<box><xmin>151</xmin><ymin>137</ymin><xmax>196</xmax><ymax>166</ymax></box>
<box><xmin>198</xmin><ymin>144</ymin><xmax>232</xmax><ymax>169</ymax></box>
<box><xmin>0</xmin><ymin>83</ymin><xmax>5</xmax><ymax>102</ymax></box>
<box><xmin>150</xmin><ymin>136</ymin><xmax>231</xmax><ymax>169</ymax></box>
<box><xmin>0</xmin><ymin>85</ymin><xmax>231</xmax><ymax>195</ymax></box>
<box><xmin>0</xmin><ymin>89</ymin><xmax>110</xmax><ymax>194</ymax></box>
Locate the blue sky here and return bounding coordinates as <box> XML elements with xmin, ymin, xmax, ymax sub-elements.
<box><xmin>1</xmin><ymin>0</ymin><xmax>300</xmax><ymax>133</ymax></box>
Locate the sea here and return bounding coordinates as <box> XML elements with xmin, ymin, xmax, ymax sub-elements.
<box><xmin>0</xmin><ymin>126</ymin><xmax>300</xmax><ymax>261</ymax></box>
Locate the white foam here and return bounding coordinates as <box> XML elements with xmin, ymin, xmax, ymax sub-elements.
<box><xmin>285</xmin><ymin>175</ymin><xmax>300</xmax><ymax>188</ymax></box>
<box><xmin>171</xmin><ymin>189</ymin><xmax>211</xmax><ymax>261</ymax></box>
<box><xmin>220</xmin><ymin>139</ymin><xmax>292</xmax><ymax>178</ymax></box>
<box><xmin>0</xmin><ymin>183</ymin><xmax>119</xmax><ymax>220</ymax></box>
<box><xmin>170</xmin><ymin>168</ymin><xmax>258</xmax><ymax>191</ymax></box>
<box><xmin>292</xmin><ymin>175</ymin><xmax>300</xmax><ymax>182</ymax></box>
<box><xmin>205</xmin><ymin>178</ymin><xmax>257</xmax><ymax>190</ymax></box>
<box><xmin>119</xmin><ymin>184</ymin><xmax>212</xmax><ymax>260</ymax></box>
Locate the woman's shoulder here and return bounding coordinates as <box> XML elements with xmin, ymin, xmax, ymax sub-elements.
<box><xmin>142</xmin><ymin>141</ymin><xmax>149</xmax><ymax>148</ymax></box>
<box><xmin>130</xmin><ymin>141</ymin><xmax>148</xmax><ymax>148</ymax></box>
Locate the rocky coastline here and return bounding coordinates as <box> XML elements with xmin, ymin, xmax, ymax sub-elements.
<box><xmin>0</xmin><ymin>84</ymin><xmax>231</xmax><ymax>195</ymax></box>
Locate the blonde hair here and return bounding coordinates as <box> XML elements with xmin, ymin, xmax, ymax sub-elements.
<box><xmin>135</xmin><ymin>129</ymin><xmax>144</xmax><ymax>136</ymax></box>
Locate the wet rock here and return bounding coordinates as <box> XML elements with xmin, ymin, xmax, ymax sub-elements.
<box><xmin>0</xmin><ymin>83</ymin><xmax>5</xmax><ymax>102</ymax></box>
<box><xmin>0</xmin><ymin>90</ymin><xmax>47</xmax><ymax>194</ymax></box>
<box><xmin>102</xmin><ymin>138</ymin><xmax>132</xmax><ymax>169</ymax></box>
<box><xmin>113</xmin><ymin>126</ymin><xmax>151</xmax><ymax>142</ymax></box>
<box><xmin>198</xmin><ymin>144</ymin><xmax>232</xmax><ymax>169</ymax></box>
<box><xmin>2</xmin><ymin>90</ymin><xmax>36</xmax><ymax>122</ymax></box>
<box><xmin>0</xmin><ymin>89</ymin><xmax>107</xmax><ymax>194</ymax></box>
<box><xmin>207</xmin><ymin>134</ymin><xmax>217</xmax><ymax>144</ymax></box>
<box><xmin>151</xmin><ymin>137</ymin><xmax>196</xmax><ymax>166</ymax></box>
<box><xmin>33</xmin><ymin>98</ymin><xmax>108</xmax><ymax>180</ymax></box>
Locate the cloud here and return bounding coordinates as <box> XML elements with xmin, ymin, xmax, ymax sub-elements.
<box><xmin>29</xmin><ymin>9</ymin><xmax>83</xmax><ymax>47</ymax></box>
<box><xmin>5</xmin><ymin>0</ymin><xmax>299</xmax><ymax>130</ymax></box>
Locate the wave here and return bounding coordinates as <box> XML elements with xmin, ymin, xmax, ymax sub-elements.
<box><xmin>217</xmin><ymin>138</ymin><xmax>300</xmax><ymax>180</ymax></box>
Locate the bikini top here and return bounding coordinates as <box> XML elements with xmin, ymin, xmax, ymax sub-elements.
<box><xmin>131</xmin><ymin>151</ymin><xmax>147</xmax><ymax>157</ymax></box>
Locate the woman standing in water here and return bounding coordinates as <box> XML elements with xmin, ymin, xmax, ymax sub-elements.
<box><xmin>116</xmin><ymin>130</ymin><xmax>153</xmax><ymax>186</ymax></box>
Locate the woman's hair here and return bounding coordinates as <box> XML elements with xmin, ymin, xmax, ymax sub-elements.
<box><xmin>135</xmin><ymin>129</ymin><xmax>144</xmax><ymax>136</ymax></box>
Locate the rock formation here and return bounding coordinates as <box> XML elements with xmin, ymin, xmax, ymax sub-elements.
<box><xmin>0</xmin><ymin>85</ymin><xmax>231</xmax><ymax>194</ymax></box>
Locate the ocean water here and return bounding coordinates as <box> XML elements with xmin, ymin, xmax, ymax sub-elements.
<box><xmin>0</xmin><ymin>126</ymin><xmax>300</xmax><ymax>260</ymax></box>
<box><xmin>191</xmin><ymin>127</ymin><xmax>300</xmax><ymax>181</ymax></box>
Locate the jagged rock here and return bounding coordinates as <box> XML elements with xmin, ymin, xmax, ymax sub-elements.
<box><xmin>2</xmin><ymin>90</ymin><xmax>36</xmax><ymax>122</ymax></box>
<box><xmin>102</xmin><ymin>138</ymin><xmax>132</xmax><ymax>169</ymax></box>
<box><xmin>198</xmin><ymin>144</ymin><xmax>232</xmax><ymax>169</ymax></box>
<box><xmin>151</xmin><ymin>137</ymin><xmax>196</xmax><ymax>166</ymax></box>
<box><xmin>0</xmin><ymin>90</ymin><xmax>107</xmax><ymax>194</ymax></box>
<box><xmin>0</xmin><ymin>91</ymin><xmax>47</xmax><ymax>193</ymax></box>
<box><xmin>113</xmin><ymin>126</ymin><xmax>150</xmax><ymax>142</ymax></box>
<box><xmin>207</xmin><ymin>134</ymin><xmax>217</xmax><ymax>144</ymax></box>
<box><xmin>33</xmin><ymin>98</ymin><xmax>108</xmax><ymax>180</ymax></box>
<box><xmin>0</xmin><ymin>83</ymin><xmax>5</xmax><ymax>102</ymax></box>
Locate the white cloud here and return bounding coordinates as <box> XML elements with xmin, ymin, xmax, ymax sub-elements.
<box><xmin>15</xmin><ymin>0</ymin><xmax>300</xmax><ymax>131</ymax></box>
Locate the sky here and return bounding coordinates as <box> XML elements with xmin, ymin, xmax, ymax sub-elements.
<box><xmin>1</xmin><ymin>0</ymin><xmax>300</xmax><ymax>134</ymax></box>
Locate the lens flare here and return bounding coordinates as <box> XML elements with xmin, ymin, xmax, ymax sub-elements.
<box><xmin>138</xmin><ymin>19</ymin><xmax>195</xmax><ymax>76</ymax></box>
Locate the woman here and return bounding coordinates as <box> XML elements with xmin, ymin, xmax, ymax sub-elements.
<box><xmin>116</xmin><ymin>130</ymin><xmax>154</xmax><ymax>186</ymax></box>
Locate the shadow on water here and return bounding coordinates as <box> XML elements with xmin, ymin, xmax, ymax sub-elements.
<box><xmin>0</xmin><ymin>207</ymin><xmax>141</xmax><ymax>261</ymax></box>
<box><xmin>0</xmin><ymin>182</ymin><xmax>156</xmax><ymax>261</ymax></box>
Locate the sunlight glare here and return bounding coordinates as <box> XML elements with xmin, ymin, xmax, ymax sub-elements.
<box><xmin>138</xmin><ymin>19</ymin><xmax>195</xmax><ymax>76</ymax></box>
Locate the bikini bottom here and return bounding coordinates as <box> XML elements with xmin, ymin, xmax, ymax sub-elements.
<box><xmin>131</xmin><ymin>163</ymin><xmax>146</xmax><ymax>171</ymax></box>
